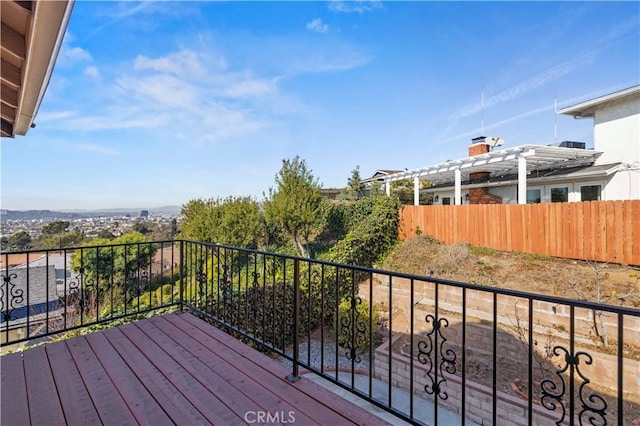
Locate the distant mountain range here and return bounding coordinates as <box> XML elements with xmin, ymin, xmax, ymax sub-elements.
<box><xmin>0</xmin><ymin>206</ymin><xmax>181</xmax><ymax>220</ymax></box>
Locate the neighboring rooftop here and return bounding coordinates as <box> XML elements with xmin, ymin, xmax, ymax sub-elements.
<box><xmin>558</xmin><ymin>85</ymin><xmax>640</xmax><ymax>118</ymax></box>
<box><xmin>382</xmin><ymin>144</ymin><xmax>601</xmax><ymax>185</ymax></box>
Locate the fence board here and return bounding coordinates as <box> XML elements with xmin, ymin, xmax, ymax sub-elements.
<box><xmin>575</xmin><ymin>202</ymin><xmax>585</xmax><ymax>261</ymax></box>
<box><xmin>633</xmin><ymin>201</ymin><xmax>640</xmax><ymax>265</ymax></box>
<box><xmin>399</xmin><ymin>200</ymin><xmax>639</xmax><ymax>265</ymax></box>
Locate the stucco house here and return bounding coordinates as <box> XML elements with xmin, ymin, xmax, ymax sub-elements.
<box><xmin>381</xmin><ymin>85</ymin><xmax>640</xmax><ymax>205</ymax></box>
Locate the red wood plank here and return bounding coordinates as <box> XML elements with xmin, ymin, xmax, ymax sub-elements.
<box><xmin>65</xmin><ymin>336</ymin><xmax>140</xmax><ymax>425</ymax></box>
<box><xmin>632</xmin><ymin>201</ymin><xmax>640</xmax><ymax>266</ymax></box>
<box><xmin>623</xmin><ymin>201</ymin><xmax>635</xmax><ymax>265</ymax></box>
<box><xmin>45</xmin><ymin>342</ymin><xmax>102</xmax><ymax>425</ymax></box>
<box><xmin>575</xmin><ymin>202</ymin><xmax>585</xmax><ymax>260</ymax></box>
<box><xmin>92</xmin><ymin>328</ymin><xmax>209</xmax><ymax>425</ymax></box>
<box><xmin>22</xmin><ymin>346</ymin><xmax>66</xmax><ymax>425</ymax></box>
<box><xmin>115</xmin><ymin>322</ymin><xmax>244</xmax><ymax>425</ymax></box>
<box><xmin>138</xmin><ymin>317</ymin><xmax>318</xmax><ymax>425</ymax></box>
<box><xmin>606</xmin><ymin>201</ymin><xmax>617</xmax><ymax>261</ymax></box>
<box><xmin>613</xmin><ymin>201</ymin><xmax>624</xmax><ymax>264</ymax></box>
<box><xmin>175</xmin><ymin>313</ymin><xmax>387</xmax><ymax>425</ymax></box>
<box><xmin>598</xmin><ymin>201</ymin><xmax>607</xmax><ymax>262</ymax></box>
<box><xmin>584</xmin><ymin>202</ymin><xmax>593</xmax><ymax>261</ymax></box>
<box><xmin>0</xmin><ymin>353</ymin><xmax>30</xmax><ymax>426</ymax></box>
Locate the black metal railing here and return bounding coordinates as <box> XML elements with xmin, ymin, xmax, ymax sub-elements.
<box><xmin>1</xmin><ymin>240</ymin><xmax>180</xmax><ymax>346</ymax></box>
<box><xmin>2</xmin><ymin>239</ymin><xmax>639</xmax><ymax>426</ymax></box>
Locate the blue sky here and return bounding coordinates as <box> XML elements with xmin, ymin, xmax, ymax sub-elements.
<box><xmin>2</xmin><ymin>1</ymin><xmax>639</xmax><ymax>210</ymax></box>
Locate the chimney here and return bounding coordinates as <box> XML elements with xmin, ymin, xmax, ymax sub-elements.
<box><xmin>468</xmin><ymin>136</ymin><xmax>491</xmax><ymax>157</ymax></box>
<box><xmin>467</xmin><ymin>136</ymin><xmax>502</xmax><ymax>205</ymax></box>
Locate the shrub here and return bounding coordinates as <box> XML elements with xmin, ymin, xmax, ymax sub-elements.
<box><xmin>329</xmin><ymin>196</ymin><xmax>400</xmax><ymax>268</ymax></box>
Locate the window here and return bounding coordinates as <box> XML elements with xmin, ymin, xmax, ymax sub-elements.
<box><xmin>526</xmin><ymin>189</ymin><xmax>541</xmax><ymax>204</ymax></box>
<box><xmin>550</xmin><ymin>187</ymin><xmax>569</xmax><ymax>203</ymax></box>
<box><xmin>581</xmin><ymin>185</ymin><xmax>601</xmax><ymax>201</ymax></box>
<box><xmin>442</xmin><ymin>197</ymin><xmax>451</xmax><ymax>205</ymax></box>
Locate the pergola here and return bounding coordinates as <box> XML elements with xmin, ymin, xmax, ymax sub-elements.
<box><xmin>1</xmin><ymin>0</ymin><xmax>74</xmax><ymax>137</ymax></box>
<box><xmin>382</xmin><ymin>144</ymin><xmax>602</xmax><ymax>205</ymax></box>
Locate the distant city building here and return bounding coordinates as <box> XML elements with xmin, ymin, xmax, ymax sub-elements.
<box><xmin>139</xmin><ymin>210</ymin><xmax>149</xmax><ymax>219</ymax></box>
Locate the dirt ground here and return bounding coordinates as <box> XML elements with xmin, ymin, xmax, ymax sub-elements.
<box><xmin>380</xmin><ymin>235</ymin><xmax>640</xmax><ymax>308</ymax></box>
<box><xmin>375</xmin><ymin>236</ymin><xmax>640</xmax><ymax>424</ymax></box>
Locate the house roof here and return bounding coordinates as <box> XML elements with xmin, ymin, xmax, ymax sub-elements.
<box><xmin>558</xmin><ymin>85</ymin><xmax>640</xmax><ymax>118</ymax></box>
<box><xmin>15</xmin><ymin>254</ymin><xmax>72</xmax><ymax>270</ymax></box>
<box><xmin>383</xmin><ymin>144</ymin><xmax>602</xmax><ymax>185</ymax></box>
<box><xmin>424</xmin><ymin>162</ymin><xmax>621</xmax><ymax>191</ymax></box>
<box><xmin>362</xmin><ymin>169</ymin><xmax>402</xmax><ymax>183</ymax></box>
<box><xmin>1</xmin><ymin>0</ymin><xmax>74</xmax><ymax>137</ymax></box>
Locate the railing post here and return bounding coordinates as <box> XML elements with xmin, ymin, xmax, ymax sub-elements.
<box><xmin>287</xmin><ymin>258</ymin><xmax>301</xmax><ymax>382</ymax></box>
<box><xmin>179</xmin><ymin>240</ymin><xmax>184</xmax><ymax>312</ymax></box>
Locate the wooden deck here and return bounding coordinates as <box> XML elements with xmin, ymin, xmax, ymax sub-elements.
<box><xmin>1</xmin><ymin>312</ymin><xmax>388</xmax><ymax>425</ymax></box>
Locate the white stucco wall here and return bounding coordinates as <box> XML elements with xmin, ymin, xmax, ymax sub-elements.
<box><xmin>488</xmin><ymin>186</ymin><xmax>517</xmax><ymax>203</ymax></box>
<box><xmin>603</xmin><ymin>168</ymin><xmax>639</xmax><ymax>201</ymax></box>
<box><xmin>593</xmin><ymin>93</ymin><xmax>640</xmax><ymax>166</ymax></box>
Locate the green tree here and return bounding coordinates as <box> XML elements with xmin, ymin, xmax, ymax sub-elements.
<box><xmin>36</xmin><ymin>230</ymin><xmax>85</xmax><ymax>249</ymax></box>
<box><xmin>346</xmin><ymin>165</ymin><xmax>365</xmax><ymax>200</ymax></box>
<box><xmin>264</xmin><ymin>156</ymin><xmax>323</xmax><ymax>257</ymax></box>
<box><xmin>180</xmin><ymin>197</ymin><xmax>264</xmax><ymax>249</ymax></box>
<box><xmin>132</xmin><ymin>220</ymin><xmax>152</xmax><ymax>235</ymax></box>
<box><xmin>0</xmin><ymin>236</ymin><xmax>7</xmax><ymax>251</ymax></box>
<box><xmin>170</xmin><ymin>218</ymin><xmax>178</xmax><ymax>237</ymax></box>
<box><xmin>96</xmin><ymin>229</ymin><xmax>116</xmax><ymax>240</ymax></box>
<box><xmin>42</xmin><ymin>221</ymin><xmax>70</xmax><ymax>235</ymax></box>
<box><xmin>71</xmin><ymin>232</ymin><xmax>157</xmax><ymax>293</ymax></box>
<box><xmin>8</xmin><ymin>231</ymin><xmax>31</xmax><ymax>251</ymax></box>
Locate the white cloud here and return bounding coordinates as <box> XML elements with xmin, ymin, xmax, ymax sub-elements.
<box><xmin>449</xmin><ymin>54</ymin><xmax>595</xmax><ymax>120</ymax></box>
<box><xmin>328</xmin><ymin>1</ymin><xmax>382</xmax><ymax>14</ymax></box>
<box><xmin>43</xmin><ymin>33</ymin><xmax>369</xmax><ymax>144</ymax></box>
<box><xmin>117</xmin><ymin>74</ymin><xmax>199</xmax><ymax>109</ymax></box>
<box><xmin>85</xmin><ymin>66</ymin><xmax>101</xmax><ymax>79</ymax></box>
<box><xmin>307</xmin><ymin>18</ymin><xmax>329</xmax><ymax>34</ymax></box>
<box><xmin>58</xmin><ymin>45</ymin><xmax>92</xmax><ymax>67</ymax></box>
<box><xmin>77</xmin><ymin>143</ymin><xmax>119</xmax><ymax>156</ymax></box>
<box><xmin>223</xmin><ymin>77</ymin><xmax>278</xmax><ymax>98</ymax></box>
<box><xmin>134</xmin><ymin>50</ymin><xmax>208</xmax><ymax>76</ymax></box>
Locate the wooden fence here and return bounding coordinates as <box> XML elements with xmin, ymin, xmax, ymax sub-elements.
<box><xmin>399</xmin><ymin>200</ymin><xmax>640</xmax><ymax>265</ymax></box>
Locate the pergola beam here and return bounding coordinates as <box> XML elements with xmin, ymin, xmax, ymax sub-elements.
<box><xmin>381</xmin><ymin>144</ymin><xmax>603</xmax><ymax>199</ymax></box>
<box><xmin>518</xmin><ymin>155</ymin><xmax>527</xmax><ymax>204</ymax></box>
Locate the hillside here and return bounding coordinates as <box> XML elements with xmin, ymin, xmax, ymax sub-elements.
<box><xmin>380</xmin><ymin>235</ymin><xmax>640</xmax><ymax>308</ymax></box>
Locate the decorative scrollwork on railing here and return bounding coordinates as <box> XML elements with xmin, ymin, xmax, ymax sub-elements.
<box><xmin>195</xmin><ymin>259</ymin><xmax>206</xmax><ymax>305</ymax></box>
<box><xmin>340</xmin><ymin>295</ymin><xmax>367</xmax><ymax>363</ymax></box>
<box><xmin>249</xmin><ymin>270</ymin><xmax>263</xmax><ymax>339</ymax></box>
<box><xmin>1</xmin><ymin>273</ymin><xmax>22</xmax><ymax>322</ymax></box>
<box><xmin>541</xmin><ymin>347</ymin><xmax>608</xmax><ymax>426</ymax></box>
<box><xmin>417</xmin><ymin>314</ymin><xmax>457</xmax><ymax>401</ymax></box>
<box><xmin>576</xmin><ymin>351</ymin><xmax>607</xmax><ymax>425</ymax></box>
<box><xmin>219</xmin><ymin>264</ymin><xmax>233</xmax><ymax>320</ymax></box>
<box><xmin>140</xmin><ymin>270</ymin><xmax>149</xmax><ymax>293</ymax></box>
<box><xmin>540</xmin><ymin>346</ymin><xmax>568</xmax><ymax>424</ymax></box>
<box><xmin>82</xmin><ymin>276</ymin><xmax>96</xmax><ymax>309</ymax></box>
<box><xmin>66</xmin><ymin>271</ymin><xmax>82</xmax><ymax>305</ymax></box>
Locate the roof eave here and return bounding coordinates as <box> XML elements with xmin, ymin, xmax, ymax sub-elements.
<box><xmin>13</xmin><ymin>0</ymin><xmax>74</xmax><ymax>136</ymax></box>
<box><xmin>558</xmin><ymin>85</ymin><xmax>640</xmax><ymax>118</ymax></box>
